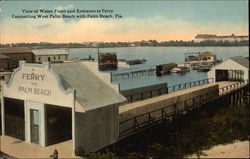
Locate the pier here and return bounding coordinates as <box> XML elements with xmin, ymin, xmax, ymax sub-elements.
<box><xmin>118</xmin><ymin>80</ymin><xmax>249</xmax><ymax>139</ymax></box>
<box><xmin>111</xmin><ymin>68</ymin><xmax>155</xmax><ymax>81</ymax></box>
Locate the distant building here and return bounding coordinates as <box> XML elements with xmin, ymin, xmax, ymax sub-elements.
<box><xmin>198</xmin><ymin>51</ymin><xmax>217</xmax><ymax>63</ymax></box>
<box><xmin>0</xmin><ymin>47</ymin><xmax>35</xmax><ymax>70</ymax></box>
<box><xmin>0</xmin><ymin>54</ymin><xmax>11</xmax><ymax>71</ymax></box>
<box><xmin>32</xmin><ymin>49</ymin><xmax>69</xmax><ymax>63</ymax></box>
<box><xmin>98</xmin><ymin>52</ymin><xmax>118</xmax><ymax>71</ymax></box>
<box><xmin>185</xmin><ymin>51</ymin><xmax>217</xmax><ymax>64</ymax></box>
<box><xmin>208</xmin><ymin>56</ymin><xmax>249</xmax><ymax>82</ymax></box>
<box><xmin>194</xmin><ymin>34</ymin><xmax>249</xmax><ymax>42</ymax></box>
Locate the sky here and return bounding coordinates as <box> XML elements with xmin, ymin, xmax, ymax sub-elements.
<box><xmin>0</xmin><ymin>0</ymin><xmax>248</xmax><ymax>43</ymax></box>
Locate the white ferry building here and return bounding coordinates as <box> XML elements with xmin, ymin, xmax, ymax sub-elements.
<box><xmin>1</xmin><ymin>61</ymin><xmax>126</xmax><ymax>154</ymax></box>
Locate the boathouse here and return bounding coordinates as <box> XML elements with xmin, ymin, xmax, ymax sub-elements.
<box><xmin>1</xmin><ymin>61</ymin><xmax>126</xmax><ymax>154</ymax></box>
<box><xmin>208</xmin><ymin>56</ymin><xmax>249</xmax><ymax>82</ymax></box>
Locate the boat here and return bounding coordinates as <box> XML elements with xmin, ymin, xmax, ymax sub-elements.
<box><xmin>126</xmin><ymin>58</ymin><xmax>146</xmax><ymax>65</ymax></box>
<box><xmin>170</xmin><ymin>67</ymin><xmax>190</xmax><ymax>73</ymax></box>
<box><xmin>156</xmin><ymin>63</ymin><xmax>177</xmax><ymax>76</ymax></box>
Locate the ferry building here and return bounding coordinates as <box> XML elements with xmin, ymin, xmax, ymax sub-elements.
<box><xmin>1</xmin><ymin>61</ymin><xmax>126</xmax><ymax>154</ymax></box>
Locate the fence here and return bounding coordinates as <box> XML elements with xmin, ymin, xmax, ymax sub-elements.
<box><xmin>120</xmin><ymin>78</ymin><xmax>214</xmax><ymax>103</ymax></box>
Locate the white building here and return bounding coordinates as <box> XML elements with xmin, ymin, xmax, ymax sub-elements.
<box><xmin>208</xmin><ymin>56</ymin><xmax>249</xmax><ymax>82</ymax></box>
<box><xmin>32</xmin><ymin>49</ymin><xmax>69</xmax><ymax>63</ymax></box>
<box><xmin>1</xmin><ymin>61</ymin><xmax>126</xmax><ymax>155</ymax></box>
<box><xmin>198</xmin><ymin>51</ymin><xmax>217</xmax><ymax>63</ymax></box>
<box><xmin>194</xmin><ymin>34</ymin><xmax>249</xmax><ymax>42</ymax></box>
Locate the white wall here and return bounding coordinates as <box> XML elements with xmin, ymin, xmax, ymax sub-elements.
<box><xmin>2</xmin><ymin>62</ymin><xmax>74</xmax><ymax>107</ymax></box>
<box><xmin>1</xmin><ymin>61</ymin><xmax>75</xmax><ymax>149</ymax></box>
<box><xmin>35</xmin><ymin>54</ymin><xmax>68</xmax><ymax>63</ymax></box>
<box><xmin>75</xmin><ymin>104</ymin><xmax>119</xmax><ymax>154</ymax></box>
<box><xmin>208</xmin><ymin>59</ymin><xmax>249</xmax><ymax>81</ymax></box>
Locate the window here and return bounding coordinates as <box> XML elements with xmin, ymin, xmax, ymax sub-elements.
<box><xmin>48</xmin><ymin>57</ymin><xmax>51</xmax><ymax>61</ymax></box>
<box><xmin>54</xmin><ymin>56</ymin><xmax>56</xmax><ymax>60</ymax></box>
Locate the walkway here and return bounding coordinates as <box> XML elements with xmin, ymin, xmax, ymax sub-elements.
<box><xmin>0</xmin><ymin>136</ymin><xmax>80</xmax><ymax>158</ymax></box>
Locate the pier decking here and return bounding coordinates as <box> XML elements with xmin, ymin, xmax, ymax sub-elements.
<box><xmin>118</xmin><ymin>81</ymin><xmax>248</xmax><ymax>138</ymax></box>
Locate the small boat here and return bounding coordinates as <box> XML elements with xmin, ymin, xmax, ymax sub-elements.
<box><xmin>170</xmin><ymin>67</ymin><xmax>190</xmax><ymax>73</ymax></box>
<box><xmin>156</xmin><ymin>63</ymin><xmax>177</xmax><ymax>76</ymax></box>
<box><xmin>126</xmin><ymin>58</ymin><xmax>146</xmax><ymax>65</ymax></box>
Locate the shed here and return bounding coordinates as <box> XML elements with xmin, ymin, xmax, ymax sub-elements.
<box><xmin>208</xmin><ymin>56</ymin><xmax>249</xmax><ymax>82</ymax></box>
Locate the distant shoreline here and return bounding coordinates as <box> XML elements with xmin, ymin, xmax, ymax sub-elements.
<box><xmin>23</xmin><ymin>45</ymin><xmax>250</xmax><ymax>49</ymax></box>
<box><xmin>1</xmin><ymin>40</ymin><xmax>249</xmax><ymax>49</ymax></box>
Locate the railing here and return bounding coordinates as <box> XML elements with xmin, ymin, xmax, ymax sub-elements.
<box><xmin>167</xmin><ymin>78</ymin><xmax>213</xmax><ymax>93</ymax></box>
<box><xmin>119</xmin><ymin>80</ymin><xmax>249</xmax><ymax>138</ymax></box>
<box><xmin>111</xmin><ymin>68</ymin><xmax>156</xmax><ymax>81</ymax></box>
<box><xmin>219</xmin><ymin>80</ymin><xmax>249</xmax><ymax>95</ymax></box>
<box><xmin>120</xmin><ymin>78</ymin><xmax>214</xmax><ymax>104</ymax></box>
<box><xmin>120</xmin><ymin>82</ymin><xmax>168</xmax><ymax>103</ymax></box>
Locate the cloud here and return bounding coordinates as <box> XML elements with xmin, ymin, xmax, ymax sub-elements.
<box><xmin>0</xmin><ymin>15</ymin><xmax>248</xmax><ymax>44</ymax></box>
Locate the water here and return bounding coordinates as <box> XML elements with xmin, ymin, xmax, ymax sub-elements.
<box><xmin>68</xmin><ymin>46</ymin><xmax>249</xmax><ymax>90</ymax></box>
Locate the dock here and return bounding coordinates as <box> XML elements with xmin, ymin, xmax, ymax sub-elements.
<box><xmin>111</xmin><ymin>68</ymin><xmax>155</xmax><ymax>81</ymax></box>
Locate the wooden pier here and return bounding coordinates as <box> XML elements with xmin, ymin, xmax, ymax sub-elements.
<box><xmin>111</xmin><ymin>68</ymin><xmax>155</xmax><ymax>81</ymax></box>
<box><xmin>118</xmin><ymin>80</ymin><xmax>249</xmax><ymax>139</ymax></box>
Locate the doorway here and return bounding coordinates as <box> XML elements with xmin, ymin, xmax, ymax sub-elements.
<box><xmin>4</xmin><ymin>97</ymin><xmax>25</xmax><ymax>140</ymax></box>
<box><xmin>215</xmin><ymin>70</ymin><xmax>229</xmax><ymax>82</ymax></box>
<box><xmin>30</xmin><ymin>109</ymin><xmax>40</xmax><ymax>144</ymax></box>
<box><xmin>46</xmin><ymin>104</ymin><xmax>72</xmax><ymax>145</ymax></box>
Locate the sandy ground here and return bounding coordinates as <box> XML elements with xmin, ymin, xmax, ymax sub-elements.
<box><xmin>0</xmin><ymin>135</ymin><xmax>81</xmax><ymax>158</ymax></box>
<box><xmin>187</xmin><ymin>140</ymin><xmax>250</xmax><ymax>158</ymax></box>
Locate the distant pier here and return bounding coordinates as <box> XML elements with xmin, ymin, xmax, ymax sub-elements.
<box><xmin>111</xmin><ymin>68</ymin><xmax>156</xmax><ymax>81</ymax></box>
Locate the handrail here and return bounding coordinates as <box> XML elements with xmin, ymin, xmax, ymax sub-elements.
<box><xmin>167</xmin><ymin>78</ymin><xmax>213</xmax><ymax>93</ymax></box>
<box><xmin>120</xmin><ymin>78</ymin><xmax>214</xmax><ymax>103</ymax></box>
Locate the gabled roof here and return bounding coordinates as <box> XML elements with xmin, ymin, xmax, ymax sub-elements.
<box><xmin>199</xmin><ymin>51</ymin><xmax>215</xmax><ymax>57</ymax></box>
<box><xmin>32</xmin><ymin>49</ymin><xmax>69</xmax><ymax>56</ymax></box>
<box><xmin>230</xmin><ymin>56</ymin><xmax>249</xmax><ymax>69</ymax></box>
<box><xmin>0</xmin><ymin>47</ymin><xmax>33</xmax><ymax>54</ymax></box>
<box><xmin>51</xmin><ymin>63</ymin><xmax>126</xmax><ymax>111</ymax></box>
